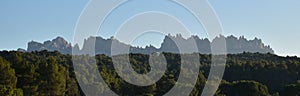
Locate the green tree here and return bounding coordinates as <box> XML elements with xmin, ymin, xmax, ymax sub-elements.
<box><xmin>219</xmin><ymin>80</ymin><xmax>269</xmax><ymax>96</ymax></box>
<box><xmin>38</xmin><ymin>56</ymin><xmax>66</xmax><ymax>95</ymax></box>
<box><xmin>280</xmin><ymin>80</ymin><xmax>300</xmax><ymax>96</ymax></box>
<box><xmin>190</xmin><ymin>72</ymin><xmax>206</xmax><ymax>96</ymax></box>
<box><xmin>9</xmin><ymin>52</ymin><xmax>39</xmax><ymax>95</ymax></box>
<box><xmin>0</xmin><ymin>56</ymin><xmax>23</xmax><ymax>96</ymax></box>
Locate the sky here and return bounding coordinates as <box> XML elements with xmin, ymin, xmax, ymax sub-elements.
<box><xmin>0</xmin><ymin>0</ymin><xmax>299</xmax><ymax>56</ymax></box>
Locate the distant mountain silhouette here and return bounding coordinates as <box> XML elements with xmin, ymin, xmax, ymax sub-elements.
<box><xmin>27</xmin><ymin>36</ymin><xmax>72</xmax><ymax>54</ymax></box>
<box><xmin>27</xmin><ymin>35</ymin><xmax>274</xmax><ymax>55</ymax></box>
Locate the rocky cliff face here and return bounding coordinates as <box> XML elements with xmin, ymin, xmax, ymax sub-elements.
<box><xmin>27</xmin><ymin>35</ymin><xmax>274</xmax><ymax>55</ymax></box>
<box><xmin>27</xmin><ymin>37</ymin><xmax>72</xmax><ymax>54</ymax></box>
<box><xmin>224</xmin><ymin>35</ymin><xmax>273</xmax><ymax>54</ymax></box>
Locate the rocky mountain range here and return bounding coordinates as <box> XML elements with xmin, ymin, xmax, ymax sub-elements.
<box><xmin>27</xmin><ymin>36</ymin><xmax>72</xmax><ymax>54</ymax></box>
<box><xmin>26</xmin><ymin>35</ymin><xmax>274</xmax><ymax>56</ymax></box>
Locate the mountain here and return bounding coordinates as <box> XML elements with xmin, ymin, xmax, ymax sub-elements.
<box><xmin>27</xmin><ymin>36</ymin><xmax>72</xmax><ymax>54</ymax></box>
<box><xmin>27</xmin><ymin>35</ymin><xmax>274</xmax><ymax>55</ymax></box>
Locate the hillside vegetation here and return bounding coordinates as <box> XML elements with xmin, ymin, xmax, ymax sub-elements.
<box><xmin>0</xmin><ymin>50</ymin><xmax>299</xmax><ymax>96</ymax></box>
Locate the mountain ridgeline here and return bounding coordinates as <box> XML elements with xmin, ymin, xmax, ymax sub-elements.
<box><xmin>27</xmin><ymin>35</ymin><xmax>274</xmax><ymax>55</ymax></box>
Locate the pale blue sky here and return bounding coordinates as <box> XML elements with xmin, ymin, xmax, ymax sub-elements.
<box><xmin>0</xmin><ymin>0</ymin><xmax>299</xmax><ymax>56</ymax></box>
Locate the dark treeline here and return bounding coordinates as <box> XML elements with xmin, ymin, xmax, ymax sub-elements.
<box><xmin>0</xmin><ymin>50</ymin><xmax>299</xmax><ymax>96</ymax></box>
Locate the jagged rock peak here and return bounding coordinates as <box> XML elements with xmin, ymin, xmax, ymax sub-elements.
<box><xmin>26</xmin><ymin>35</ymin><xmax>275</xmax><ymax>55</ymax></box>
<box><xmin>27</xmin><ymin>36</ymin><xmax>72</xmax><ymax>54</ymax></box>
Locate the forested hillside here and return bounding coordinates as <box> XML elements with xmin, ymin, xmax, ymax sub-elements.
<box><xmin>27</xmin><ymin>35</ymin><xmax>274</xmax><ymax>56</ymax></box>
<box><xmin>0</xmin><ymin>50</ymin><xmax>299</xmax><ymax>96</ymax></box>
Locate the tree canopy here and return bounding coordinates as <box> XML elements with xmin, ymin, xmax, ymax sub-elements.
<box><xmin>0</xmin><ymin>51</ymin><xmax>299</xmax><ymax>95</ymax></box>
